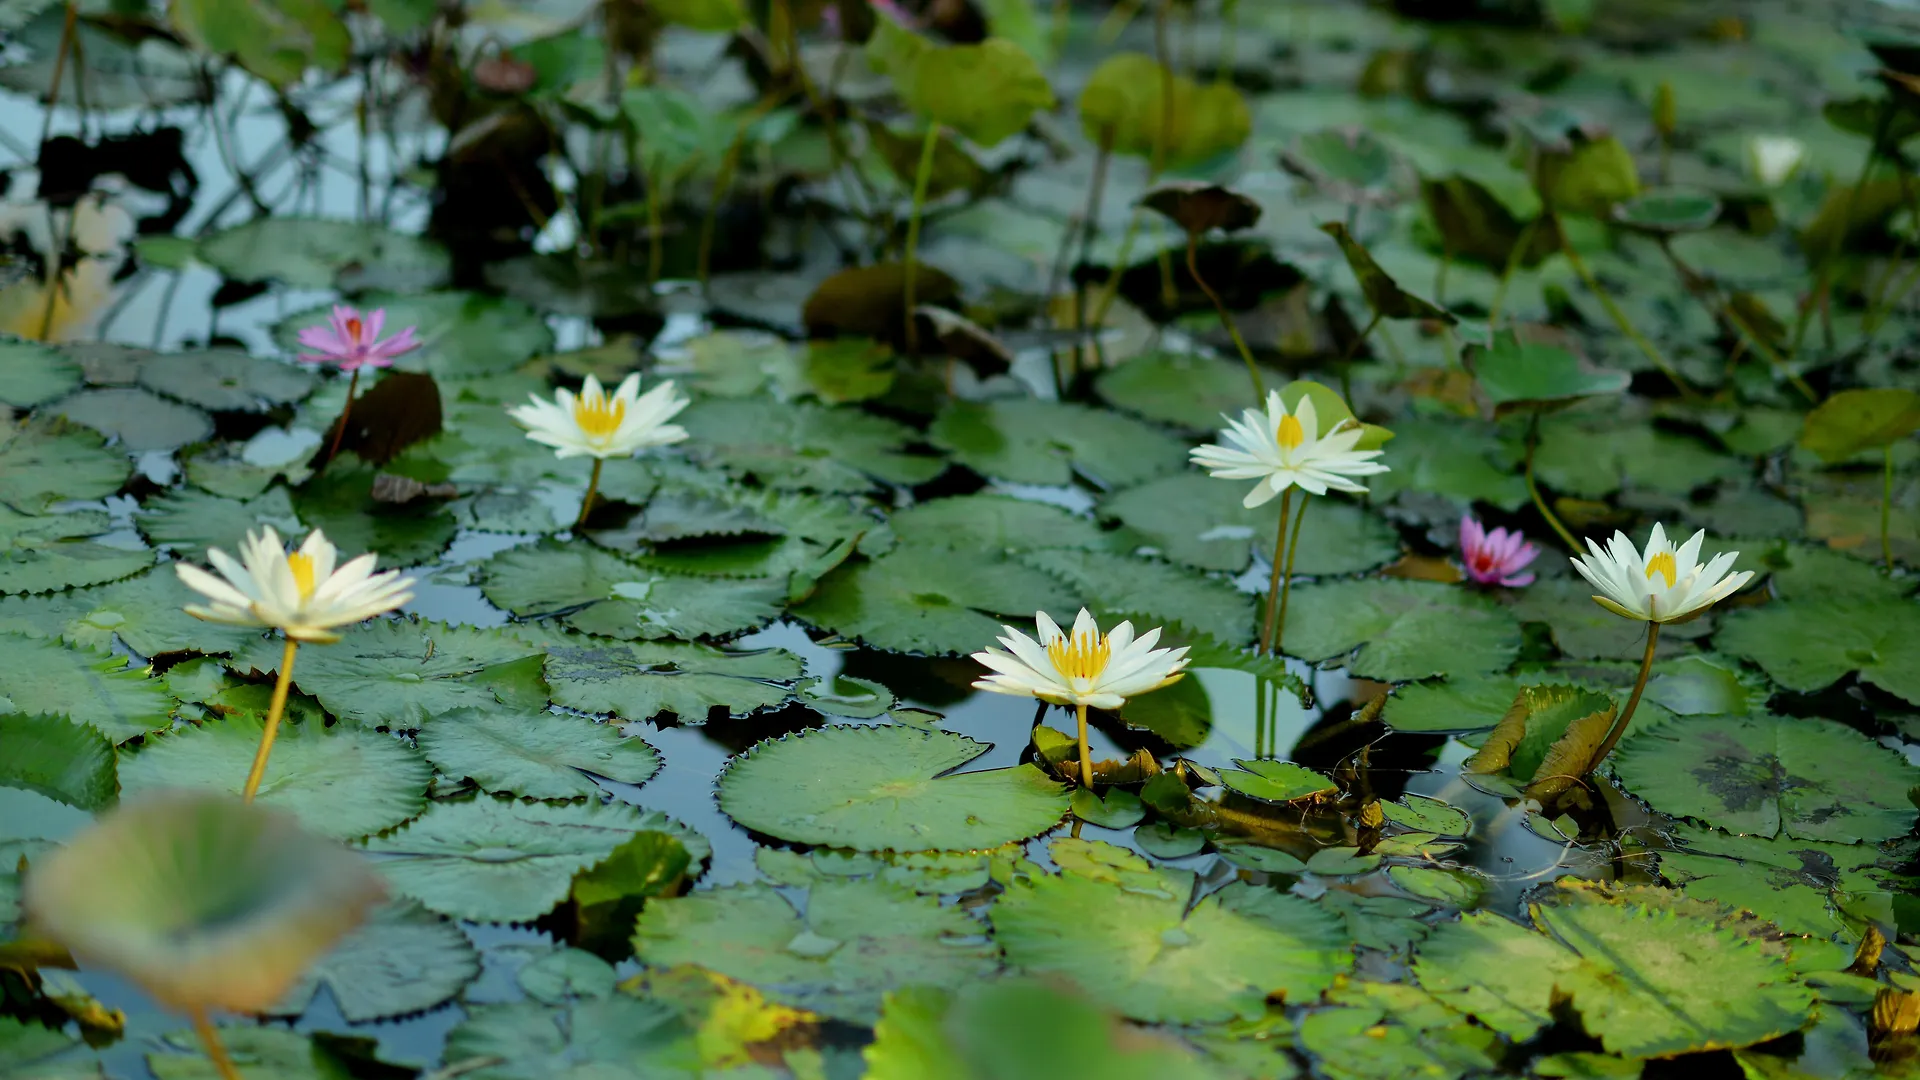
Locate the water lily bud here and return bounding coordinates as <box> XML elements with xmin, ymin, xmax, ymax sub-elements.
<box><xmin>1652</xmin><ymin>82</ymin><xmax>1677</xmax><ymax>139</ymax></box>
<box><xmin>1745</xmin><ymin>135</ymin><xmax>1805</xmax><ymax>189</ymax></box>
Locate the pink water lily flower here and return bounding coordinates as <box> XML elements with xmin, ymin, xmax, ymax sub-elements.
<box><xmin>1460</xmin><ymin>514</ymin><xmax>1539</xmax><ymax>587</ymax></box>
<box><xmin>296</xmin><ymin>305</ymin><xmax>420</xmax><ymax>371</ymax></box>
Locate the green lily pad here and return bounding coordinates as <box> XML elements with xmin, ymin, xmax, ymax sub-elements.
<box><xmin>930</xmin><ymin>399</ymin><xmax>1189</xmax><ymax>489</ymax></box>
<box><xmin>0</xmin><ymin>711</ymin><xmax>116</xmax><ymax>811</ymax></box>
<box><xmin>1798</xmin><ymin>388</ymin><xmax>1920</xmax><ymax>464</ymax></box>
<box><xmin>1027</xmin><ymin>549</ymin><xmax>1256</xmax><ymax>647</ymax></box>
<box><xmin>1380</xmin><ymin>795</ymin><xmax>1472</xmax><ymax>837</ymax></box>
<box><xmin>364</xmin><ymin>796</ymin><xmax>700</xmax><ymax>923</ymax></box>
<box><xmin>234</xmin><ymin>619</ymin><xmax>547</xmax><ymax>730</ymax></box>
<box><xmin>1365</xmin><ymin>418</ymin><xmax>1527</xmax><ymax>510</ymax></box>
<box><xmin>1613</xmin><ymin>713</ymin><xmax>1920</xmax><ymax>844</ymax></box>
<box><xmin>1388</xmin><ymin>865</ymin><xmax>1485</xmax><ymax>907</ymax></box>
<box><xmin>1415</xmin><ymin>885</ymin><xmax>1812</xmax><ymax>1057</ymax></box>
<box><xmin>1612</xmin><ymin>188</ymin><xmax>1723</xmax><ymax>234</ymax></box>
<box><xmin>680</xmin><ymin>397</ymin><xmax>944</xmax><ymax>493</ymax></box>
<box><xmin>633</xmin><ymin>878</ymin><xmax>997</xmax><ymax>1023</ymax></box>
<box><xmin>717</xmin><ymin>725</ymin><xmax>1068</xmax><ymax>852</ymax></box>
<box><xmin>444</xmin><ymin>997</ymin><xmax>699</xmax><ymax>1080</ymax></box>
<box><xmin>1717</xmin><ymin>592</ymin><xmax>1920</xmax><ymax>706</ymax></box>
<box><xmin>136</xmin><ymin>349</ymin><xmax>317</xmax><ymax>413</ymax></box>
<box><xmin>1510</xmin><ymin>577</ymin><xmax>1716</xmax><ymax>661</ymax></box>
<box><xmin>1469</xmin><ymin>330</ymin><xmax>1629</xmax><ymax>417</ymax></box>
<box><xmin>1657</xmin><ymin>825</ymin><xmax>1893</xmax><ymax>940</ymax></box>
<box><xmin>1300</xmin><ymin>982</ymin><xmax>1502</xmax><ymax>1080</ymax></box>
<box><xmin>137</xmin><ymin>487</ymin><xmax>304</xmax><ymax>559</ymax></box>
<box><xmin>543</xmin><ymin>637</ymin><xmax>800</xmax><ymax>722</ymax></box>
<box><xmin>0</xmin><ymin>505</ymin><xmax>154</xmax><ymax>596</ymax></box>
<box><xmin>1220</xmin><ymin>760</ymin><xmax>1337</xmax><ymax>804</ymax></box>
<box><xmin>0</xmin><ymin>633</ymin><xmax>172</xmax><ymax>744</ymax></box>
<box><xmin>0</xmin><ymin>339</ymin><xmax>83</xmax><ymax>408</ymax></box>
<box><xmin>1134</xmin><ymin>821</ymin><xmax>1208</xmax><ymax>859</ymax></box>
<box><xmin>1070</xmin><ymin>787</ymin><xmax>1146</xmax><ymax>829</ymax></box>
<box><xmin>477</xmin><ymin>541</ymin><xmax>783</xmax><ymax>641</ymax></box>
<box><xmin>1285</xmin><ymin>127</ymin><xmax>1398</xmax><ymax>203</ymax></box>
<box><xmin>1096</xmin><ymin>351</ymin><xmax>1253</xmax><ymax>432</ymax></box>
<box><xmin>1382</xmin><ymin>673</ymin><xmax>1523</xmax><ymax>733</ymax></box>
<box><xmin>792</xmin><ymin>543</ymin><xmax>1076</xmax><ymax>655</ymax></box>
<box><xmin>52</xmin><ymin>387</ymin><xmax>213</xmax><ymax>452</ymax></box>
<box><xmin>119</xmin><ymin>715</ymin><xmax>430</xmax><ymax>840</ymax></box>
<box><xmin>1306</xmin><ymin>847</ymin><xmax>1383</xmax><ymax>876</ymax></box>
<box><xmin>1529</xmin><ymin>420</ymin><xmax>1740</xmax><ymax>499</ymax></box>
<box><xmin>0</xmin><ymin>421</ymin><xmax>130</xmax><ymax>513</ymax></box>
<box><xmin>289</xmin><ymin>464</ymin><xmax>457</xmax><ymax>568</ymax></box>
<box><xmin>886</xmin><ymin>494</ymin><xmax>1120</xmax><ymax>555</ymax></box>
<box><xmin>1281</xmin><ymin>579</ymin><xmax>1522</xmax><ymax>681</ymax></box>
<box><xmin>992</xmin><ymin>840</ymin><xmax>1352</xmax><ymax>1023</ymax></box>
<box><xmin>269</xmin><ymin>900</ymin><xmax>478</xmax><ymax>1022</ymax></box>
<box><xmin>416</xmin><ymin>709</ymin><xmax>659</xmax><ymax>800</ymax></box>
<box><xmin>0</xmin><ymin>565</ymin><xmax>257</xmax><ymax>656</ymax></box>
<box><xmin>1099</xmin><ymin>472</ymin><xmax>1400</xmax><ymax>575</ymax></box>
<box><xmin>797</xmin><ymin>675</ymin><xmax>896</xmax><ymax>719</ymax></box>
<box><xmin>276</xmin><ymin>292</ymin><xmax>550</xmax><ymax>379</ymax></box>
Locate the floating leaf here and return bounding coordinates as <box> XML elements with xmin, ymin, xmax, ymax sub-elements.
<box><xmin>477</xmin><ymin>541</ymin><xmax>783</xmax><ymax>641</ymax></box>
<box><xmin>793</xmin><ymin>544</ymin><xmax>1076</xmax><ymax>655</ymax></box>
<box><xmin>0</xmin><ymin>566</ymin><xmax>256</xmax><ymax>656</ymax></box>
<box><xmin>276</xmin><ymin>292</ymin><xmax>552</xmax><ymax>380</ymax></box>
<box><xmin>634</xmin><ymin>878</ymin><xmax>997</xmax><ymax>1023</ymax></box>
<box><xmin>1613</xmin><ymin>713</ymin><xmax>1920</xmax><ymax>844</ymax></box>
<box><xmin>1380</xmin><ymin>795</ymin><xmax>1471</xmax><ymax>837</ymax></box>
<box><xmin>718</xmin><ymin>726</ymin><xmax>1068</xmax><ymax>851</ymax></box>
<box><xmin>681</xmin><ymin>397</ymin><xmax>944</xmax><ymax>493</ymax></box>
<box><xmin>0</xmin><ymin>339</ymin><xmax>82</xmax><ymax>408</ymax></box>
<box><xmin>416</xmin><ymin>709</ymin><xmax>659</xmax><ymax>801</ymax></box>
<box><xmin>0</xmin><ymin>632</ymin><xmax>172</xmax><ymax>744</ymax></box>
<box><xmin>1657</xmin><ymin>825</ymin><xmax>1893</xmax><ymax>940</ymax></box>
<box><xmin>0</xmin><ymin>421</ymin><xmax>129</xmax><ymax>512</ymax></box>
<box><xmin>444</xmin><ymin>997</ymin><xmax>699</xmax><ymax>1079</ymax></box>
<box><xmin>992</xmin><ymin>840</ymin><xmax>1351</xmax><ymax>1023</ymax></box>
<box><xmin>1469</xmin><ymin>330</ymin><xmax>1629</xmax><ymax>416</ymax></box>
<box><xmin>269</xmin><ymin>901</ymin><xmax>478</xmax><ymax>1022</ymax></box>
<box><xmin>1284</xmin><ymin>128</ymin><xmax>1400</xmax><ymax>204</ymax></box>
<box><xmin>1613</xmin><ymin>188</ymin><xmax>1722</xmax><ymax>234</ymax></box>
<box><xmin>1220</xmin><ymin>759</ymin><xmax>1336</xmax><ymax>804</ymax></box>
<box><xmin>543</xmin><ymin>637</ymin><xmax>800</xmax><ymax>722</ymax></box>
<box><xmin>1282</xmin><ymin>579</ymin><xmax>1521</xmax><ymax>681</ymax></box>
<box><xmin>1382</xmin><ymin>673</ymin><xmax>1523</xmax><ymax>733</ymax></box>
<box><xmin>1099</xmin><ymin>473</ymin><xmax>1399</xmax><ymax>574</ymax></box>
<box><xmin>138</xmin><ymin>487</ymin><xmax>304</xmax><ymax>560</ymax></box>
<box><xmin>1799</xmin><ymin>388</ymin><xmax>1920</xmax><ymax>463</ymax></box>
<box><xmin>0</xmin><ymin>505</ymin><xmax>153</xmax><ymax>596</ymax></box>
<box><xmin>195</xmin><ymin>218</ymin><xmax>449</xmax><ymax>291</ymax></box>
<box><xmin>52</xmin><ymin>387</ymin><xmax>211</xmax><ymax>452</ymax></box>
<box><xmin>119</xmin><ymin>715</ymin><xmax>430</xmax><ymax>840</ymax></box>
<box><xmin>0</xmin><ymin>711</ymin><xmax>116</xmax><ymax>811</ymax></box>
<box><xmin>1027</xmin><ymin>548</ymin><xmax>1256</xmax><ymax>647</ymax></box>
<box><xmin>1715</xmin><ymin>592</ymin><xmax>1920</xmax><ymax>706</ymax></box>
<box><xmin>931</xmin><ymin>399</ymin><xmax>1189</xmax><ymax>489</ymax></box>
<box><xmin>888</xmin><ymin>494</ymin><xmax>1120</xmax><ymax>555</ymax></box>
<box><xmin>136</xmin><ymin>349</ymin><xmax>316</xmax><ymax>413</ymax></box>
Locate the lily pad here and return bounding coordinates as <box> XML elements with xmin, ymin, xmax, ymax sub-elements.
<box><xmin>1099</xmin><ymin>472</ymin><xmax>1400</xmax><ymax>575</ymax></box>
<box><xmin>633</xmin><ymin>878</ymin><xmax>997</xmax><ymax>1023</ymax></box>
<box><xmin>1721</xmin><ymin>596</ymin><xmax>1916</xmax><ymax>705</ymax></box>
<box><xmin>1469</xmin><ymin>330</ymin><xmax>1629</xmax><ymax>417</ymax></box>
<box><xmin>416</xmin><ymin>709</ymin><xmax>659</xmax><ymax>800</ymax></box>
<box><xmin>717</xmin><ymin>726</ymin><xmax>1068</xmax><ymax>852</ymax></box>
<box><xmin>1657</xmin><ymin>825</ymin><xmax>1893</xmax><ymax>939</ymax></box>
<box><xmin>269</xmin><ymin>900</ymin><xmax>478</xmax><ymax>1022</ymax></box>
<box><xmin>0</xmin><ymin>339</ymin><xmax>83</xmax><ymax>408</ymax></box>
<box><xmin>1799</xmin><ymin>388</ymin><xmax>1920</xmax><ymax>463</ymax></box>
<box><xmin>680</xmin><ymin>397</ymin><xmax>944</xmax><ymax>493</ymax></box>
<box><xmin>543</xmin><ymin>637</ymin><xmax>800</xmax><ymax>722</ymax></box>
<box><xmin>0</xmin><ymin>421</ymin><xmax>130</xmax><ymax>513</ymax></box>
<box><xmin>0</xmin><ymin>505</ymin><xmax>154</xmax><ymax>596</ymax></box>
<box><xmin>1027</xmin><ymin>549</ymin><xmax>1257</xmax><ymax>647</ymax></box>
<box><xmin>137</xmin><ymin>487</ymin><xmax>304</xmax><ymax>560</ymax></box>
<box><xmin>1380</xmin><ymin>795</ymin><xmax>1472</xmax><ymax>837</ymax></box>
<box><xmin>444</xmin><ymin>997</ymin><xmax>699</xmax><ymax>1080</ymax></box>
<box><xmin>992</xmin><ymin>840</ymin><xmax>1351</xmax><ymax>1023</ymax></box>
<box><xmin>793</xmin><ymin>543</ymin><xmax>1077</xmax><ymax>655</ymax></box>
<box><xmin>1281</xmin><ymin>579</ymin><xmax>1521</xmax><ymax>681</ymax></box>
<box><xmin>0</xmin><ymin>566</ymin><xmax>257</xmax><ymax>657</ymax></box>
<box><xmin>53</xmin><ymin>387</ymin><xmax>213</xmax><ymax>452</ymax></box>
<box><xmin>0</xmin><ymin>633</ymin><xmax>172</xmax><ymax>744</ymax></box>
<box><xmin>196</xmin><ymin>219</ymin><xmax>450</xmax><ymax>290</ymax></box>
<box><xmin>1612</xmin><ymin>713</ymin><xmax>1920</xmax><ymax>844</ymax></box>
<box><xmin>1219</xmin><ymin>760</ymin><xmax>1337</xmax><ymax>804</ymax></box>
<box><xmin>136</xmin><ymin>350</ymin><xmax>317</xmax><ymax>413</ymax></box>
<box><xmin>1613</xmin><ymin>188</ymin><xmax>1722</xmax><ymax>234</ymax></box>
<box><xmin>0</xmin><ymin>711</ymin><xmax>117</xmax><ymax>811</ymax></box>
<box><xmin>477</xmin><ymin>541</ymin><xmax>783</xmax><ymax>641</ymax></box>
<box><xmin>1382</xmin><ymin>674</ymin><xmax>1523</xmax><ymax>733</ymax></box>
<box><xmin>276</xmin><ymin>292</ymin><xmax>552</xmax><ymax>380</ymax></box>
<box><xmin>887</xmin><ymin>494</ymin><xmax>1119</xmax><ymax>555</ymax></box>
<box><xmin>1096</xmin><ymin>352</ymin><xmax>1253</xmax><ymax>432</ymax></box>
<box><xmin>930</xmin><ymin>399</ymin><xmax>1189</xmax><ymax>489</ymax></box>
<box><xmin>119</xmin><ymin>715</ymin><xmax>431</xmax><ymax>840</ymax></box>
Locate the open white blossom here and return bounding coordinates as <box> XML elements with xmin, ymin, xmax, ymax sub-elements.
<box><xmin>1190</xmin><ymin>391</ymin><xmax>1388</xmax><ymax>508</ymax></box>
<box><xmin>1569</xmin><ymin>523</ymin><xmax>1753</xmax><ymax>624</ymax></box>
<box><xmin>971</xmin><ymin>609</ymin><xmax>1190</xmax><ymax>710</ymax></box>
<box><xmin>508</xmin><ymin>372</ymin><xmax>690</xmax><ymax>460</ymax></box>
<box><xmin>176</xmin><ymin>527</ymin><xmax>415</xmax><ymax>644</ymax></box>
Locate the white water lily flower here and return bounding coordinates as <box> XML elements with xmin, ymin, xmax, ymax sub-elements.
<box><xmin>1190</xmin><ymin>391</ymin><xmax>1389</xmax><ymax>508</ymax></box>
<box><xmin>509</xmin><ymin>372</ymin><xmax>690</xmax><ymax>460</ymax></box>
<box><xmin>1569</xmin><ymin>523</ymin><xmax>1754</xmax><ymax>624</ymax></box>
<box><xmin>176</xmin><ymin>527</ymin><xmax>415</xmax><ymax>643</ymax></box>
<box><xmin>971</xmin><ymin>609</ymin><xmax>1191</xmax><ymax>710</ymax></box>
<box><xmin>1746</xmin><ymin>135</ymin><xmax>1805</xmax><ymax>189</ymax></box>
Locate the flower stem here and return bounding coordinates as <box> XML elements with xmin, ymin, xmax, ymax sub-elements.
<box><xmin>1276</xmin><ymin>493</ymin><xmax>1309</xmax><ymax>657</ymax></box>
<box><xmin>189</xmin><ymin>1006</ymin><xmax>243</xmax><ymax>1080</ymax></box>
<box><xmin>575</xmin><ymin>457</ymin><xmax>605</xmax><ymax>532</ymax></box>
<box><xmin>242</xmin><ymin>639</ymin><xmax>299</xmax><ymax>803</ymax></box>
<box><xmin>1590</xmin><ymin>621</ymin><xmax>1660</xmax><ymax>769</ymax></box>
<box><xmin>1488</xmin><ymin>216</ymin><xmax>1539</xmax><ymax>330</ymax></box>
<box><xmin>322</xmin><ymin>367</ymin><xmax>362</xmax><ymax>471</ymax></box>
<box><xmin>1185</xmin><ymin>235</ymin><xmax>1262</xmax><ymax>397</ymax></box>
<box><xmin>1260</xmin><ymin>489</ymin><xmax>1294</xmax><ymax>655</ymax></box>
<box><xmin>902</xmin><ymin>122</ymin><xmax>941</xmax><ymax>358</ymax></box>
<box><xmin>1557</xmin><ymin>218</ymin><xmax>1697</xmax><ymax>401</ymax></box>
<box><xmin>1074</xmin><ymin>702</ymin><xmax>1093</xmax><ymax>789</ymax></box>
<box><xmin>1884</xmin><ymin>444</ymin><xmax>1897</xmax><ymax>572</ymax></box>
<box><xmin>1524</xmin><ymin>411</ymin><xmax>1580</xmax><ymax>551</ymax></box>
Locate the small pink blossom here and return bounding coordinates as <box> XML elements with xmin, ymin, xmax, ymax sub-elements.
<box><xmin>296</xmin><ymin>305</ymin><xmax>419</xmax><ymax>372</ymax></box>
<box><xmin>1460</xmin><ymin>513</ymin><xmax>1538</xmax><ymax>587</ymax></box>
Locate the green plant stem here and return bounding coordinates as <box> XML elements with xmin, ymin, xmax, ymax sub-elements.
<box><xmin>1254</xmin><ymin>674</ymin><xmax>1267</xmax><ymax>759</ymax></box>
<box><xmin>1186</xmin><ymin>235</ymin><xmax>1262</xmax><ymax>397</ymax></box>
<box><xmin>575</xmin><ymin>457</ymin><xmax>605</xmax><ymax>532</ymax></box>
<box><xmin>1658</xmin><ymin>240</ymin><xmax>1815</xmax><ymax>402</ymax></box>
<box><xmin>189</xmin><ymin>1006</ymin><xmax>243</xmax><ymax>1080</ymax></box>
<box><xmin>1557</xmin><ymin>221</ymin><xmax>1696</xmax><ymax>400</ymax></box>
<box><xmin>1087</xmin><ymin>204</ymin><xmax>1146</xmax><ymax>334</ymax></box>
<box><xmin>902</xmin><ymin>123</ymin><xmax>941</xmax><ymax>357</ymax></box>
<box><xmin>1276</xmin><ymin>493</ymin><xmax>1309</xmax><ymax>658</ymax></box>
<box><xmin>1885</xmin><ymin>445</ymin><xmax>1897</xmax><ymax>572</ymax></box>
<box><xmin>1488</xmin><ymin>217</ymin><xmax>1539</xmax><ymax>329</ymax></box>
<box><xmin>1795</xmin><ymin>103</ymin><xmax>1891</xmax><ymax>358</ymax></box>
<box><xmin>38</xmin><ymin>3</ymin><xmax>78</xmax><ymax>145</ymax></box>
<box><xmin>242</xmin><ymin>639</ymin><xmax>299</xmax><ymax>803</ymax></box>
<box><xmin>1064</xmin><ymin>140</ymin><xmax>1113</xmax><ymax>385</ymax></box>
<box><xmin>1074</xmin><ymin>703</ymin><xmax>1093</xmax><ymax>789</ymax></box>
<box><xmin>1260</xmin><ymin>489</ymin><xmax>1294</xmax><ymax>655</ymax></box>
<box><xmin>645</xmin><ymin>173</ymin><xmax>666</xmax><ymax>285</ymax></box>
<box><xmin>321</xmin><ymin>367</ymin><xmax>361</xmax><ymax>470</ymax></box>
<box><xmin>1524</xmin><ymin>411</ymin><xmax>1579</xmax><ymax>551</ymax></box>
<box><xmin>1589</xmin><ymin>621</ymin><xmax>1661</xmax><ymax>769</ymax></box>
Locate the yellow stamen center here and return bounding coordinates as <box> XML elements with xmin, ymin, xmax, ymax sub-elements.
<box><xmin>1645</xmin><ymin>551</ymin><xmax>1676</xmax><ymax>588</ymax></box>
<box><xmin>1277</xmin><ymin>414</ymin><xmax>1305</xmax><ymax>451</ymax></box>
<box><xmin>1047</xmin><ymin>629</ymin><xmax>1111</xmax><ymax>683</ymax></box>
<box><xmin>287</xmin><ymin>553</ymin><xmax>319</xmax><ymax>601</ymax></box>
<box><xmin>572</xmin><ymin>393</ymin><xmax>627</xmax><ymax>440</ymax></box>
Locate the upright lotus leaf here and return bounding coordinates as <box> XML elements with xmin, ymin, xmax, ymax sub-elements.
<box><xmin>802</xmin><ymin>263</ymin><xmax>961</xmax><ymax>345</ymax></box>
<box><xmin>634</xmin><ymin>878</ymin><xmax>998</xmax><ymax>1023</ymax></box>
<box><xmin>1420</xmin><ymin>174</ymin><xmax>1557</xmax><ymax>269</ymax></box>
<box><xmin>1275</xmin><ymin>378</ymin><xmax>1395</xmax><ymax>451</ymax></box>
<box><xmin>1077</xmin><ymin>52</ymin><xmax>1249</xmax><ymax>166</ymax></box>
<box><xmin>168</xmin><ymin>0</ymin><xmax>350</xmax><ymax>88</ymax></box>
<box><xmin>992</xmin><ymin>840</ymin><xmax>1351</xmax><ymax>1023</ymax></box>
<box><xmin>868</xmin><ymin>122</ymin><xmax>991</xmax><ymax>201</ymax></box>
<box><xmin>1612</xmin><ymin>188</ymin><xmax>1722</xmax><ymax>234</ymax></box>
<box><xmin>1469</xmin><ymin>330</ymin><xmax>1629</xmax><ymax>417</ymax></box>
<box><xmin>718</xmin><ymin>726</ymin><xmax>1068</xmax><ymax>851</ymax></box>
<box><xmin>878</xmin><ymin>32</ymin><xmax>1054</xmax><ymax>148</ymax></box>
<box><xmin>1534</xmin><ymin>135</ymin><xmax>1641</xmax><ymax>217</ymax></box>
<box><xmin>622</xmin><ymin>85</ymin><xmax>729</xmax><ymax>182</ymax></box>
<box><xmin>1140</xmin><ymin>182</ymin><xmax>1263</xmax><ymax>237</ymax></box>
<box><xmin>268</xmin><ymin>900</ymin><xmax>479</xmax><ymax>1023</ymax></box>
<box><xmin>1613</xmin><ymin>713</ymin><xmax>1920</xmax><ymax>844</ymax></box>
<box><xmin>1280</xmin><ymin>579</ymin><xmax>1520</xmax><ymax>682</ymax></box>
<box><xmin>1799</xmin><ymin>388</ymin><xmax>1920</xmax><ymax>463</ymax></box>
<box><xmin>646</xmin><ymin>0</ymin><xmax>745</xmax><ymax>32</ymax></box>
<box><xmin>119</xmin><ymin>715</ymin><xmax>430</xmax><ymax>841</ymax></box>
<box><xmin>22</xmin><ymin>792</ymin><xmax>384</xmax><ymax>1013</ymax></box>
<box><xmin>364</xmin><ymin>796</ymin><xmax>704</xmax><ymax>923</ymax></box>
<box><xmin>1415</xmin><ymin>884</ymin><xmax>1812</xmax><ymax>1058</ymax></box>
<box><xmin>1282</xmin><ymin>128</ymin><xmax>1400</xmax><ymax>205</ymax></box>
<box><xmin>1319</xmin><ymin>222</ymin><xmax>1456</xmax><ymax>325</ymax></box>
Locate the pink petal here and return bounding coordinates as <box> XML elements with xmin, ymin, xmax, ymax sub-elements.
<box><xmin>1499</xmin><ymin>572</ymin><xmax>1536</xmax><ymax>587</ymax></box>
